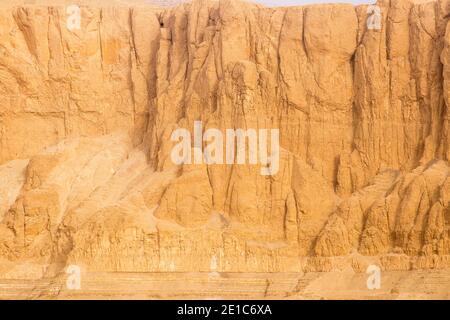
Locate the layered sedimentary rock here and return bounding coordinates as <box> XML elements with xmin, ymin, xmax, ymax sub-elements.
<box><xmin>0</xmin><ymin>0</ymin><xmax>450</xmax><ymax>279</ymax></box>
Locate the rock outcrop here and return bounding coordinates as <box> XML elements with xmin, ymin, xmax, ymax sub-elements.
<box><xmin>1</xmin><ymin>0</ymin><xmax>450</xmax><ymax>280</ymax></box>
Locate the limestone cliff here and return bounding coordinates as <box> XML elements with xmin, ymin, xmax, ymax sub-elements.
<box><xmin>1</xmin><ymin>0</ymin><xmax>450</xmax><ymax>280</ymax></box>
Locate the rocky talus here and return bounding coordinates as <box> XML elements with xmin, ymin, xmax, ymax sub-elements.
<box><xmin>1</xmin><ymin>0</ymin><xmax>450</xmax><ymax>279</ymax></box>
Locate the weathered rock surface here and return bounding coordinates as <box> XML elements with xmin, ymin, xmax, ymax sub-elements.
<box><xmin>1</xmin><ymin>0</ymin><xmax>450</xmax><ymax>286</ymax></box>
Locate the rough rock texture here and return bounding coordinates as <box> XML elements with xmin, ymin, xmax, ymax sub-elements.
<box><xmin>1</xmin><ymin>0</ymin><xmax>450</xmax><ymax>284</ymax></box>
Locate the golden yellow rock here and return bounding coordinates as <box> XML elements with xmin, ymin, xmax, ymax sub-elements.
<box><xmin>0</xmin><ymin>0</ymin><xmax>450</xmax><ymax>299</ymax></box>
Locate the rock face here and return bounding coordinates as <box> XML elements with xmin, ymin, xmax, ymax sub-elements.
<box><xmin>1</xmin><ymin>0</ymin><xmax>450</xmax><ymax>281</ymax></box>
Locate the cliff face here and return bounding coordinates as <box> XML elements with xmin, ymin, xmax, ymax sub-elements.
<box><xmin>1</xmin><ymin>0</ymin><xmax>450</xmax><ymax>278</ymax></box>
